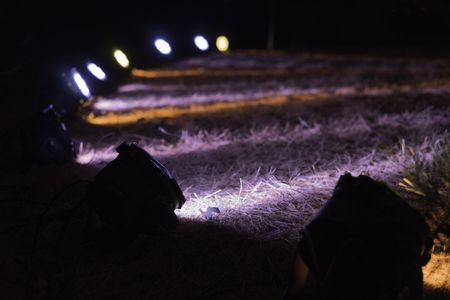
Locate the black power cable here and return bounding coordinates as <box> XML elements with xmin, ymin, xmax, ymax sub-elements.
<box><xmin>31</xmin><ymin>180</ymin><xmax>91</xmax><ymax>263</ymax></box>
<box><xmin>54</xmin><ymin>196</ymin><xmax>90</xmax><ymax>254</ymax></box>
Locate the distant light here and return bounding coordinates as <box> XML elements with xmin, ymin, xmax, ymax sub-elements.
<box><xmin>72</xmin><ymin>70</ymin><xmax>90</xmax><ymax>97</ymax></box>
<box><xmin>194</xmin><ymin>35</ymin><xmax>209</xmax><ymax>51</ymax></box>
<box><xmin>154</xmin><ymin>38</ymin><xmax>172</xmax><ymax>55</ymax></box>
<box><xmin>87</xmin><ymin>62</ymin><xmax>107</xmax><ymax>80</ymax></box>
<box><xmin>113</xmin><ymin>49</ymin><xmax>130</xmax><ymax>68</ymax></box>
<box><xmin>216</xmin><ymin>36</ymin><xmax>229</xmax><ymax>52</ymax></box>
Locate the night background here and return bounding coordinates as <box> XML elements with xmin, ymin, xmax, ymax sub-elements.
<box><xmin>4</xmin><ymin>0</ymin><xmax>450</xmax><ymax>110</ymax></box>
<box><xmin>0</xmin><ymin>1</ymin><xmax>449</xmax><ymax>299</ymax></box>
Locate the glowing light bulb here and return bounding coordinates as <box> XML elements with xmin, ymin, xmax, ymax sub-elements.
<box><xmin>87</xmin><ymin>62</ymin><xmax>107</xmax><ymax>80</ymax></box>
<box><xmin>194</xmin><ymin>35</ymin><xmax>209</xmax><ymax>51</ymax></box>
<box><xmin>216</xmin><ymin>36</ymin><xmax>229</xmax><ymax>52</ymax></box>
<box><xmin>72</xmin><ymin>70</ymin><xmax>90</xmax><ymax>97</ymax></box>
<box><xmin>154</xmin><ymin>38</ymin><xmax>172</xmax><ymax>55</ymax></box>
<box><xmin>113</xmin><ymin>49</ymin><xmax>130</xmax><ymax>68</ymax></box>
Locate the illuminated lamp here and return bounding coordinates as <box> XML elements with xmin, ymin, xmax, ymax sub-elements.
<box><xmin>19</xmin><ymin>105</ymin><xmax>76</xmax><ymax>170</ymax></box>
<box><xmin>284</xmin><ymin>173</ymin><xmax>432</xmax><ymax>300</ymax></box>
<box><xmin>59</xmin><ymin>67</ymin><xmax>92</xmax><ymax>114</ymax></box>
<box><xmin>86</xmin><ymin>62</ymin><xmax>107</xmax><ymax>81</ymax></box>
<box><xmin>194</xmin><ymin>35</ymin><xmax>209</xmax><ymax>51</ymax></box>
<box><xmin>215</xmin><ymin>35</ymin><xmax>229</xmax><ymax>52</ymax></box>
<box><xmin>82</xmin><ymin>58</ymin><xmax>123</xmax><ymax>97</ymax></box>
<box><xmin>113</xmin><ymin>49</ymin><xmax>130</xmax><ymax>68</ymax></box>
<box><xmin>84</xmin><ymin>142</ymin><xmax>186</xmax><ymax>245</ymax></box>
<box><xmin>154</xmin><ymin>38</ymin><xmax>172</xmax><ymax>55</ymax></box>
<box><xmin>70</xmin><ymin>68</ymin><xmax>91</xmax><ymax>98</ymax></box>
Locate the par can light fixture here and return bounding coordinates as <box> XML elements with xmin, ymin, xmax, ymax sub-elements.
<box><xmin>84</xmin><ymin>142</ymin><xmax>186</xmax><ymax>245</ymax></box>
<box><xmin>71</xmin><ymin>69</ymin><xmax>91</xmax><ymax>98</ymax></box>
<box><xmin>194</xmin><ymin>35</ymin><xmax>209</xmax><ymax>51</ymax></box>
<box><xmin>86</xmin><ymin>62</ymin><xmax>107</xmax><ymax>81</ymax></box>
<box><xmin>154</xmin><ymin>38</ymin><xmax>172</xmax><ymax>55</ymax></box>
<box><xmin>19</xmin><ymin>105</ymin><xmax>76</xmax><ymax>170</ymax></box>
<box><xmin>113</xmin><ymin>49</ymin><xmax>130</xmax><ymax>68</ymax></box>
<box><xmin>216</xmin><ymin>35</ymin><xmax>229</xmax><ymax>52</ymax></box>
<box><xmin>284</xmin><ymin>173</ymin><xmax>432</xmax><ymax>300</ymax></box>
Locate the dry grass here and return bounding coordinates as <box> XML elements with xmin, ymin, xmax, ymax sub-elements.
<box><xmin>0</xmin><ymin>51</ymin><xmax>449</xmax><ymax>299</ymax></box>
<box><xmin>423</xmin><ymin>254</ymin><xmax>450</xmax><ymax>299</ymax></box>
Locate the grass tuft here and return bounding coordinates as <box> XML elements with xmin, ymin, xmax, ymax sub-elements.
<box><xmin>401</xmin><ymin>134</ymin><xmax>450</xmax><ymax>252</ymax></box>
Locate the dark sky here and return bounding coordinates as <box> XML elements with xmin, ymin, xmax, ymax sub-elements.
<box><xmin>3</xmin><ymin>0</ymin><xmax>450</xmax><ymax>111</ymax></box>
<box><xmin>3</xmin><ymin>0</ymin><xmax>450</xmax><ymax>74</ymax></box>
<box><xmin>4</xmin><ymin>0</ymin><xmax>450</xmax><ymax>51</ymax></box>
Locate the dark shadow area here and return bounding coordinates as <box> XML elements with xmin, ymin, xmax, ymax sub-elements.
<box><xmin>0</xmin><ymin>152</ymin><xmax>445</xmax><ymax>299</ymax></box>
<box><xmin>0</xmin><ymin>191</ymin><xmax>293</xmax><ymax>299</ymax></box>
<box><xmin>424</xmin><ymin>285</ymin><xmax>450</xmax><ymax>300</ymax></box>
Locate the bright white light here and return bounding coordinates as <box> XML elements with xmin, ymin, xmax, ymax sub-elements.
<box><xmin>194</xmin><ymin>35</ymin><xmax>209</xmax><ymax>51</ymax></box>
<box><xmin>216</xmin><ymin>35</ymin><xmax>229</xmax><ymax>52</ymax></box>
<box><xmin>72</xmin><ymin>70</ymin><xmax>90</xmax><ymax>98</ymax></box>
<box><xmin>113</xmin><ymin>49</ymin><xmax>130</xmax><ymax>68</ymax></box>
<box><xmin>87</xmin><ymin>62</ymin><xmax>107</xmax><ymax>80</ymax></box>
<box><xmin>154</xmin><ymin>38</ymin><xmax>172</xmax><ymax>55</ymax></box>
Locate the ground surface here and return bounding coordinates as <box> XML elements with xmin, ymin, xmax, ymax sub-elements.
<box><xmin>0</xmin><ymin>51</ymin><xmax>449</xmax><ymax>299</ymax></box>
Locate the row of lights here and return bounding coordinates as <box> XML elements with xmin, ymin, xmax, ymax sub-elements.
<box><xmin>68</xmin><ymin>35</ymin><xmax>230</xmax><ymax>100</ymax></box>
<box><xmin>154</xmin><ymin>35</ymin><xmax>230</xmax><ymax>55</ymax></box>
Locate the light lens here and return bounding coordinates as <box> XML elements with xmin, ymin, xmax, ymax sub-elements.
<box><xmin>72</xmin><ymin>70</ymin><xmax>90</xmax><ymax>97</ymax></box>
<box><xmin>154</xmin><ymin>38</ymin><xmax>172</xmax><ymax>55</ymax></box>
<box><xmin>87</xmin><ymin>62</ymin><xmax>107</xmax><ymax>80</ymax></box>
<box><xmin>216</xmin><ymin>36</ymin><xmax>229</xmax><ymax>52</ymax></box>
<box><xmin>113</xmin><ymin>49</ymin><xmax>130</xmax><ymax>68</ymax></box>
<box><xmin>194</xmin><ymin>35</ymin><xmax>209</xmax><ymax>51</ymax></box>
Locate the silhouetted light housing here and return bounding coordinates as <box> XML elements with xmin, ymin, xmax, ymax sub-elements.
<box><xmin>216</xmin><ymin>35</ymin><xmax>229</xmax><ymax>52</ymax></box>
<box><xmin>87</xmin><ymin>62</ymin><xmax>107</xmax><ymax>80</ymax></box>
<box><xmin>113</xmin><ymin>49</ymin><xmax>130</xmax><ymax>68</ymax></box>
<box><xmin>72</xmin><ymin>69</ymin><xmax>90</xmax><ymax>97</ymax></box>
<box><xmin>194</xmin><ymin>35</ymin><xmax>209</xmax><ymax>51</ymax></box>
<box><xmin>154</xmin><ymin>38</ymin><xmax>172</xmax><ymax>55</ymax></box>
<box><xmin>84</xmin><ymin>142</ymin><xmax>186</xmax><ymax>246</ymax></box>
<box><xmin>19</xmin><ymin>105</ymin><xmax>76</xmax><ymax>169</ymax></box>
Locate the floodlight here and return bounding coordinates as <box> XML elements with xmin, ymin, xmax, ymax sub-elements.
<box><xmin>72</xmin><ymin>69</ymin><xmax>90</xmax><ymax>97</ymax></box>
<box><xmin>154</xmin><ymin>38</ymin><xmax>172</xmax><ymax>55</ymax></box>
<box><xmin>284</xmin><ymin>173</ymin><xmax>432</xmax><ymax>300</ymax></box>
<box><xmin>87</xmin><ymin>62</ymin><xmax>107</xmax><ymax>80</ymax></box>
<box><xmin>194</xmin><ymin>35</ymin><xmax>209</xmax><ymax>51</ymax></box>
<box><xmin>20</xmin><ymin>105</ymin><xmax>76</xmax><ymax>170</ymax></box>
<box><xmin>113</xmin><ymin>49</ymin><xmax>130</xmax><ymax>68</ymax></box>
<box><xmin>85</xmin><ymin>142</ymin><xmax>186</xmax><ymax>246</ymax></box>
<box><xmin>216</xmin><ymin>35</ymin><xmax>229</xmax><ymax>52</ymax></box>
